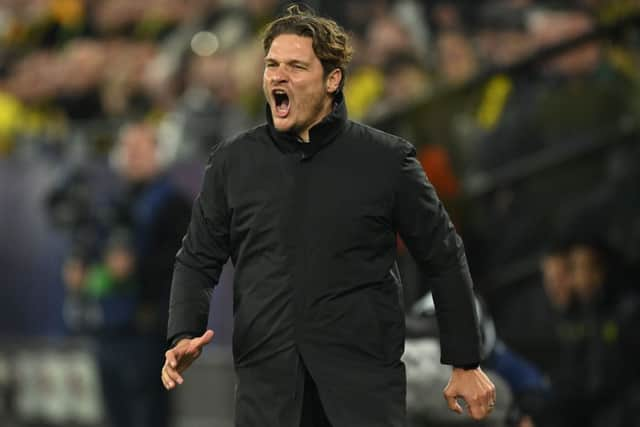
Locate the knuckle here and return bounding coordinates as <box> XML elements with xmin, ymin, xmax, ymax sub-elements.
<box><xmin>471</xmin><ymin>413</ymin><xmax>482</xmax><ymax>421</ymax></box>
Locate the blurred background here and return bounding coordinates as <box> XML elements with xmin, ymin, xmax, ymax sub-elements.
<box><xmin>1</xmin><ymin>0</ymin><xmax>640</xmax><ymax>426</ymax></box>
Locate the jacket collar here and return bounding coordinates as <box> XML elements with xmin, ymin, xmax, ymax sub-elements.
<box><xmin>266</xmin><ymin>91</ymin><xmax>348</xmax><ymax>159</ymax></box>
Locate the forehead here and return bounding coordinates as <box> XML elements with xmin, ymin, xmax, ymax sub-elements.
<box><xmin>266</xmin><ymin>33</ymin><xmax>318</xmax><ymax>62</ymax></box>
<box><xmin>122</xmin><ymin>125</ymin><xmax>154</xmax><ymax>146</ymax></box>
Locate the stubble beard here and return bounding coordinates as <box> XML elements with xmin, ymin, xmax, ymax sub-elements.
<box><xmin>295</xmin><ymin>86</ymin><xmax>332</xmax><ymax>139</ymax></box>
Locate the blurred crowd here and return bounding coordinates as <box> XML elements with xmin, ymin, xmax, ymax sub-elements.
<box><xmin>530</xmin><ymin>233</ymin><xmax>640</xmax><ymax>426</ymax></box>
<box><xmin>2</xmin><ymin>0</ymin><xmax>640</xmax><ymax>427</ymax></box>
<box><xmin>0</xmin><ymin>0</ymin><xmax>639</xmax><ymax>158</ymax></box>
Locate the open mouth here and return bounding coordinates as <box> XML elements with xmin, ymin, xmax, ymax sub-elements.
<box><xmin>272</xmin><ymin>89</ymin><xmax>290</xmax><ymax>118</ymax></box>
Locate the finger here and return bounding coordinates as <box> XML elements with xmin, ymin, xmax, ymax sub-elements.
<box><xmin>465</xmin><ymin>393</ymin><xmax>493</xmax><ymax>421</ymax></box>
<box><xmin>165</xmin><ymin>349</ymin><xmax>189</xmax><ymax>374</ymax></box>
<box><xmin>161</xmin><ymin>368</ymin><xmax>176</xmax><ymax>390</ymax></box>
<box><xmin>468</xmin><ymin>403</ymin><xmax>489</xmax><ymax>421</ymax></box>
<box><xmin>160</xmin><ymin>369</ymin><xmax>169</xmax><ymax>389</ymax></box>
<box><xmin>165</xmin><ymin>349</ymin><xmax>180</xmax><ymax>369</ymax></box>
<box><xmin>482</xmin><ymin>375</ymin><xmax>496</xmax><ymax>407</ymax></box>
<box><xmin>164</xmin><ymin>363</ymin><xmax>184</xmax><ymax>385</ymax></box>
<box><xmin>444</xmin><ymin>395</ymin><xmax>463</xmax><ymax>414</ymax></box>
<box><xmin>176</xmin><ymin>353</ymin><xmax>198</xmax><ymax>373</ymax></box>
<box><xmin>474</xmin><ymin>369</ymin><xmax>494</xmax><ymax>406</ymax></box>
<box><xmin>184</xmin><ymin>344</ymin><xmax>203</xmax><ymax>358</ymax></box>
<box><xmin>170</xmin><ymin>350</ymin><xmax>196</xmax><ymax>374</ymax></box>
<box><xmin>490</xmin><ymin>382</ymin><xmax>497</xmax><ymax>405</ymax></box>
<box><xmin>185</xmin><ymin>341</ymin><xmax>206</xmax><ymax>361</ymax></box>
<box><xmin>481</xmin><ymin>370</ymin><xmax>496</xmax><ymax>404</ymax></box>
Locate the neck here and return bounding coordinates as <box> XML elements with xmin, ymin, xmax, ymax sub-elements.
<box><xmin>297</xmin><ymin>96</ymin><xmax>334</xmax><ymax>142</ymax></box>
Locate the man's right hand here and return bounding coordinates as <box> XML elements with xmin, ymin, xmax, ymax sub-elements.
<box><xmin>161</xmin><ymin>329</ymin><xmax>214</xmax><ymax>390</ymax></box>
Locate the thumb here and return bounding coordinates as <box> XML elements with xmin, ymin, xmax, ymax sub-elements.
<box><xmin>193</xmin><ymin>329</ymin><xmax>215</xmax><ymax>349</ymax></box>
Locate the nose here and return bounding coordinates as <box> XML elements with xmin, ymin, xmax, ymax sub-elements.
<box><xmin>269</xmin><ymin>64</ymin><xmax>288</xmax><ymax>85</ymax></box>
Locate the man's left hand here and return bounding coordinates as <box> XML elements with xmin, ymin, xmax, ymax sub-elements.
<box><xmin>443</xmin><ymin>367</ymin><xmax>496</xmax><ymax>420</ymax></box>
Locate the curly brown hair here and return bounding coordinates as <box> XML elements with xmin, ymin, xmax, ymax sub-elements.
<box><xmin>262</xmin><ymin>4</ymin><xmax>353</xmax><ymax>88</ymax></box>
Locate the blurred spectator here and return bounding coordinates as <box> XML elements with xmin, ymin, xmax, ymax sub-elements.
<box><xmin>56</xmin><ymin>38</ymin><xmax>108</xmax><ymax>119</ymax></box>
<box><xmin>541</xmin><ymin>236</ymin><xmax>640</xmax><ymax>427</ymax></box>
<box><xmin>366</xmin><ymin>15</ymin><xmax>415</xmax><ymax>67</ymax></box>
<box><xmin>107</xmin><ymin>121</ymin><xmax>191</xmax><ymax>340</ymax></box>
<box><xmin>471</xmin><ymin>5</ymin><xmax>625</xmax><ymax>168</ymax></box>
<box><xmin>475</xmin><ymin>3</ymin><xmax>536</xmax><ymax>68</ymax></box>
<box><xmin>344</xmin><ymin>13</ymin><xmax>416</xmax><ymax>119</ymax></box>
<box><xmin>365</xmin><ymin>52</ymin><xmax>432</xmax><ymax>120</ymax></box>
<box><xmin>540</xmin><ymin>241</ymin><xmax>573</xmax><ymax>312</ymax></box>
<box><xmin>429</xmin><ymin>1</ymin><xmax>464</xmax><ymax>31</ymax></box>
<box><xmin>465</xmin><ymin>4</ymin><xmax>635</xmax><ymax>287</ymax></box>
<box><xmin>435</xmin><ymin>30</ymin><xmax>478</xmax><ymax>86</ymax></box>
<box><xmin>60</xmin><ymin>121</ymin><xmax>191</xmax><ymax>427</ymax></box>
<box><xmin>322</xmin><ymin>0</ymin><xmax>388</xmax><ymax>36</ymax></box>
<box><xmin>527</xmin><ymin>6</ymin><xmax>601</xmax><ymax>77</ymax></box>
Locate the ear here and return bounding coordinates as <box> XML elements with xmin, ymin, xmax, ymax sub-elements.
<box><xmin>325</xmin><ymin>68</ymin><xmax>342</xmax><ymax>94</ymax></box>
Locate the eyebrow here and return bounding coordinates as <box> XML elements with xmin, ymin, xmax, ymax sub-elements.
<box><xmin>265</xmin><ymin>58</ymin><xmax>310</xmax><ymax>67</ymax></box>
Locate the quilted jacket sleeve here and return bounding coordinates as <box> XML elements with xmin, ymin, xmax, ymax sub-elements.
<box><xmin>167</xmin><ymin>144</ymin><xmax>231</xmax><ymax>344</ymax></box>
<box><xmin>392</xmin><ymin>141</ymin><xmax>481</xmax><ymax>366</ymax></box>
